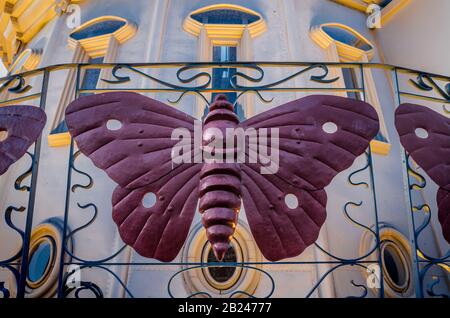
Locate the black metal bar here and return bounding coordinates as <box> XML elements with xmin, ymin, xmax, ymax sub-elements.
<box><xmin>57</xmin><ymin>64</ymin><xmax>81</xmax><ymax>298</ymax></box>
<box><xmin>16</xmin><ymin>69</ymin><xmax>50</xmax><ymax>298</ymax></box>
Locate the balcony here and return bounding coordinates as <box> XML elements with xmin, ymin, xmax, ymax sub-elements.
<box><xmin>0</xmin><ymin>61</ymin><xmax>449</xmax><ymax>298</ymax></box>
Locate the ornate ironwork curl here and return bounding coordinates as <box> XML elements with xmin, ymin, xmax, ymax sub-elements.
<box><xmin>0</xmin><ymin>75</ymin><xmax>32</xmax><ymax>94</ymax></box>
<box><xmin>167</xmin><ymin>264</ymin><xmax>275</xmax><ymax>298</ymax></box>
<box><xmin>13</xmin><ymin>152</ymin><xmax>33</xmax><ymax>192</ymax></box>
<box><xmin>101</xmin><ymin>64</ymin><xmax>212</xmax><ymax>106</ymax></box>
<box><xmin>62</xmin><ymin>265</ymin><xmax>133</xmax><ymax>298</ymax></box>
<box><xmin>426</xmin><ymin>276</ymin><xmax>449</xmax><ymax>298</ymax></box>
<box><xmin>409</xmin><ymin>73</ymin><xmax>450</xmax><ymax>101</ymax></box>
<box><xmin>71</xmin><ymin>151</ymin><xmax>93</xmax><ymax>192</ymax></box>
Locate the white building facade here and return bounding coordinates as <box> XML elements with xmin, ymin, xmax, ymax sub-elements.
<box><xmin>0</xmin><ymin>0</ymin><xmax>449</xmax><ymax>298</ymax></box>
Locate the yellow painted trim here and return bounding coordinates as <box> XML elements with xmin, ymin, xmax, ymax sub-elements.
<box><xmin>0</xmin><ymin>0</ymin><xmax>80</xmax><ymax>66</ymax></box>
<box><xmin>183</xmin><ymin>4</ymin><xmax>267</xmax><ymax>39</ymax></box>
<box><xmin>330</xmin><ymin>0</ymin><xmax>368</xmax><ymax>12</ymax></box>
<box><xmin>68</xmin><ymin>16</ymin><xmax>137</xmax><ymax>58</ymax></box>
<box><xmin>370</xmin><ymin>139</ymin><xmax>391</xmax><ymax>156</ymax></box>
<box><xmin>381</xmin><ymin>0</ymin><xmax>411</xmax><ymax>25</ymax></box>
<box><xmin>310</xmin><ymin>23</ymin><xmax>374</xmax><ymax>62</ymax></box>
<box><xmin>48</xmin><ymin>131</ymin><xmax>71</xmax><ymax>147</ymax></box>
<box><xmin>181</xmin><ymin>222</ymin><xmax>261</xmax><ymax>297</ymax></box>
<box><xmin>8</xmin><ymin>48</ymin><xmax>41</xmax><ymax>74</ymax></box>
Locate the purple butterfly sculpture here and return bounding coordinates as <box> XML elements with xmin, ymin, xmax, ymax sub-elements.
<box><xmin>395</xmin><ymin>103</ymin><xmax>450</xmax><ymax>243</ymax></box>
<box><xmin>0</xmin><ymin>105</ymin><xmax>46</xmax><ymax>175</ymax></box>
<box><xmin>65</xmin><ymin>92</ymin><xmax>379</xmax><ymax>261</ymax></box>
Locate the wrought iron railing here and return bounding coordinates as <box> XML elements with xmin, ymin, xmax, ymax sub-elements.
<box><xmin>0</xmin><ymin>62</ymin><xmax>448</xmax><ymax>298</ymax></box>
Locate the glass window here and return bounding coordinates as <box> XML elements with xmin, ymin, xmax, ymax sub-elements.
<box><xmin>191</xmin><ymin>9</ymin><xmax>260</xmax><ymax>25</ymax></box>
<box><xmin>322</xmin><ymin>25</ymin><xmax>372</xmax><ymax>51</ymax></box>
<box><xmin>212</xmin><ymin>45</ymin><xmax>237</xmax><ymax>103</ymax></box>
<box><xmin>381</xmin><ymin>240</ymin><xmax>410</xmax><ymax>293</ymax></box>
<box><xmin>28</xmin><ymin>240</ymin><xmax>53</xmax><ymax>284</ymax></box>
<box><xmin>70</xmin><ymin>20</ymin><xmax>126</xmax><ymax>40</ymax></box>
<box><xmin>204</xmin><ymin>46</ymin><xmax>245</xmax><ymax>121</ymax></box>
<box><xmin>207</xmin><ymin>245</ymin><xmax>237</xmax><ymax>284</ymax></box>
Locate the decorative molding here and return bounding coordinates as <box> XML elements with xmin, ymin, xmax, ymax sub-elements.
<box><xmin>68</xmin><ymin>16</ymin><xmax>137</xmax><ymax>58</ymax></box>
<box><xmin>370</xmin><ymin>140</ymin><xmax>391</xmax><ymax>156</ymax></box>
<box><xmin>0</xmin><ymin>0</ymin><xmax>82</xmax><ymax>66</ymax></box>
<box><xmin>183</xmin><ymin>4</ymin><xmax>267</xmax><ymax>40</ymax></box>
<box><xmin>48</xmin><ymin>131</ymin><xmax>71</xmax><ymax>147</ymax></box>
<box><xmin>8</xmin><ymin>48</ymin><xmax>42</xmax><ymax>74</ymax></box>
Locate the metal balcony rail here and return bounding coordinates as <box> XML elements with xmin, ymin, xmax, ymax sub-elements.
<box><xmin>0</xmin><ymin>62</ymin><xmax>448</xmax><ymax>298</ymax></box>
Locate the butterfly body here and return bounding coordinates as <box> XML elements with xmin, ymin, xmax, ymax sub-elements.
<box><xmin>199</xmin><ymin>95</ymin><xmax>242</xmax><ymax>260</ymax></box>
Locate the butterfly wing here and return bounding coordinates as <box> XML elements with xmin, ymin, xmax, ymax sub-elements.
<box><xmin>0</xmin><ymin>105</ymin><xmax>46</xmax><ymax>175</ymax></box>
<box><xmin>65</xmin><ymin>92</ymin><xmax>202</xmax><ymax>261</ymax></box>
<box><xmin>239</xmin><ymin>95</ymin><xmax>380</xmax><ymax>261</ymax></box>
<box><xmin>394</xmin><ymin>103</ymin><xmax>450</xmax><ymax>243</ymax></box>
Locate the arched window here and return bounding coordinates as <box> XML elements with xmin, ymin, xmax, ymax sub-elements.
<box><xmin>48</xmin><ymin>16</ymin><xmax>137</xmax><ymax>147</ymax></box>
<box><xmin>311</xmin><ymin>23</ymin><xmax>391</xmax><ymax>155</ymax></box>
<box><xmin>184</xmin><ymin>4</ymin><xmax>267</xmax><ymax>120</ymax></box>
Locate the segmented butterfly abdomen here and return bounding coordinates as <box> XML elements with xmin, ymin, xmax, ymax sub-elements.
<box><xmin>199</xmin><ymin>95</ymin><xmax>241</xmax><ymax>261</ymax></box>
<box><xmin>199</xmin><ymin>163</ymin><xmax>241</xmax><ymax>261</ymax></box>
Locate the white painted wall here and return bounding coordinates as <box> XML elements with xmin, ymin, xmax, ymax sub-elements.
<box><xmin>0</xmin><ymin>0</ymin><xmax>448</xmax><ymax>298</ymax></box>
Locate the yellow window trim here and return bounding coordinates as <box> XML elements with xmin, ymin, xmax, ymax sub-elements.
<box><xmin>0</xmin><ymin>0</ymin><xmax>82</xmax><ymax>66</ymax></box>
<box><xmin>310</xmin><ymin>22</ymin><xmax>374</xmax><ymax>62</ymax></box>
<box><xmin>68</xmin><ymin>16</ymin><xmax>137</xmax><ymax>58</ymax></box>
<box><xmin>8</xmin><ymin>48</ymin><xmax>42</xmax><ymax>74</ymax></box>
<box><xmin>370</xmin><ymin>139</ymin><xmax>391</xmax><ymax>156</ymax></box>
<box><xmin>48</xmin><ymin>132</ymin><xmax>71</xmax><ymax>148</ymax></box>
<box><xmin>183</xmin><ymin>4</ymin><xmax>267</xmax><ymax>39</ymax></box>
<box><xmin>311</xmin><ymin>23</ymin><xmax>391</xmax><ymax>155</ymax></box>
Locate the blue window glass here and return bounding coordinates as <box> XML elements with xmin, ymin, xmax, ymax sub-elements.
<box><xmin>70</xmin><ymin>20</ymin><xmax>126</xmax><ymax>40</ymax></box>
<box><xmin>203</xmin><ymin>46</ymin><xmax>245</xmax><ymax>121</ymax></box>
<box><xmin>379</xmin><ymin>0</ymin><xmax>393</xmax><ymax>8</ymax></box>
<box><xmin>212</xmin><ymin>46</ymin><xmax>237</xmax><ymax>104</ymax></box>
<box><xmin>322</xmin><ymin>26</ymin><xmax>372</xmax><ymax>51</ymax></box>
<box><xmin>191</xmin><ymin>9</ymin><xmax>260</xmax><ymax>25</ymax></box>
<box><xmin>28</xmin><ymin>240</ymin><xmax>52</xmax><ymax>283</ymax></box>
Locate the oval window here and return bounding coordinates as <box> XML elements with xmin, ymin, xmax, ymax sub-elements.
<box><xmin>206</xmin><ymin>245</ymin><xmax>238</xmax><ymax>283</ymax></box>
<box><xmin>28</xmin><ymin>239</ymin><xmax>53</xmax><ymax>283</ymax></box>
<box><xmin>201</xmin><ymin>240</ymin><xmax>243</xmax><ymax>291</ymax></box>
<box><xmin>381</xmin><ymin>241</ymin><xmax>410</xmax><ymax>292</ymax></box>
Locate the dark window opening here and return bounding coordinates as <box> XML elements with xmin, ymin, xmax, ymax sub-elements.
<box><xmin>207</xmin><ymin>245</ymin><xmax>237</xmax><ymax>283</ymax></box>
<box><xmin>191</xmin><ymin>9</ymin><xmax>260</xmax><ymax>25</ymax></box>
<box><xmin>70</xmin><ymin>20</ymin><xmax>126</xmax><ymax>40</ymax></box>
<box><xmin>382</xmin><ymin>243</ymin><xmax>408</xmax><ymax>291</ymax></box>
<box><xmin>323</xmin><ymin>26</ymin><xmax>372</xmax><ymax>51</ymax></box>
<box><xmin>203</xmin><ymin>46</ymin><xmax>245</xmax><ymax>121</ymax></box>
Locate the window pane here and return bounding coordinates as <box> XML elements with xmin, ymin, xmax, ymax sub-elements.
<box><xmin>70</xmin><ymin>20</ymin><xmax>126</xmax><ymax>40</ymax></box>
<box><xmin>191</xmin><ymin>9</ymin><xmax>260</xmax><ymax>25</ymax></box>
<box><xmin>212</xmin><ymin>46</ymin><xmax>237</xmax><ymax>104</ymax></box>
